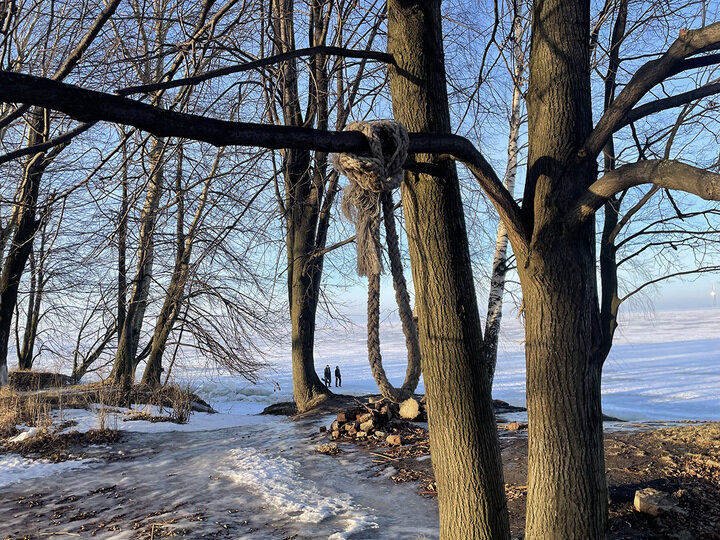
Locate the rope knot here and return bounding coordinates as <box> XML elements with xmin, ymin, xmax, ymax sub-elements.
<box><xmin>333</xmin><ymin>120</ymin><xmax>409</xmax><ymax>277</ymax></box>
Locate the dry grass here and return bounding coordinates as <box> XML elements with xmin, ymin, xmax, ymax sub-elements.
<box><xmin>0</xmin><ymin>386</ymin><xmax>52</xmax><ymax>439</ymax></box>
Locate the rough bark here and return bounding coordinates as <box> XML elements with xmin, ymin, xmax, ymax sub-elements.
<box><xmin>521</xmin><ymin>1</ymin><xmax>606</xmax><ymax>537</ymax></box>
<box><xmin>387</xmin><ymin>1</ymin><xmax>510</xmax><ymax>538</ymax></box>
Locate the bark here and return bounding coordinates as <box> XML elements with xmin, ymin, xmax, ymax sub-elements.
<box><xmin>521</xmin><ymin>1</ymin><xmax>606</xmax><ymax>537</ymax></box>
<box><xmin>387</xmin><ymin>1</ymin><xmax>510</xmax><ymax>538</ymax></box>
<box><xmin>271</xmin><ymin>0</ymin><xmax>335</xmax><ymax>411</ymax></box>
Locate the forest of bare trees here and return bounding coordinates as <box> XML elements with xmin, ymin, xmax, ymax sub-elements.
<box><xmin>1</xmin><ymin>0</ymin><xmax>720</xmax><ymax>538</ymax></box>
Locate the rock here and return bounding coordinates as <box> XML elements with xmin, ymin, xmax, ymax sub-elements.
<box><xmin>386</xmin><ymin>434</ymin><xmax>402</xmax><ymax>446</ymax></box>
<box><xmin>346</xmin><ymin>425</ymin><xmax>358</xmax><ymax>436</ymax></box>
<box><xmin>357</xmin><ymin>413</ymin><xmax>373</xmax><ymax>423</ymax></box>
<box><xmin>399</xmin><ymin>398</ymin><xmax>420</xmax><ymax>420</ymax></box>
<box><xmin>331</xmin><ymin>430</ymin><xmax>340</xmax><ymax>439</ymax></box>
<box><xmin>374</xmin><ymin>430</ymin><xmax>386</xmax><ymax>439</ymax></box>
<box><xmin>356</xmin><ymin>431</ymin><xmax>368</xmax><ymax>439</ymax></box>
<box><xmin>506</xmin><ymin>422</ymin><xmax>527</xmax><ymax>431</ymax></box>
<box><xmin>319</xmin><ymin>426</ymin><xmax>327</xmax><ymax>433</ymax></box>
<box><xmin>337</xmin><ymin>412</ymin><xmax>356</xmax><ymax>423</ymax></box>
<box><xmin>634</xmin><ymin>488</ymin><xmax>685</xmax><ymax>516</ymax></box>
<box><xmin>359</xmin><ymin>419</ymin><xmax>375</xmax><ymax>433</ymax></box>
<box><xmin>330</xmin><ymin>420</ymin><xmax>340</xmax><ymax>431</ymax></box>
<box><xmin>317</xmin><ymin>443</ymin><xmax>340</xmax><ymax>455</ymax></box>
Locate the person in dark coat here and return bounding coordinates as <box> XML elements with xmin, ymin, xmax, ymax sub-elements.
<box><xmin>334</xmin><ymin>366</ymin><xmax>342</xmax><ymax>387</ymax></box>
<box><xmin>323</xmin><ymin>364</ymin><xmax>331</xmax><ymax>387</ymax></box>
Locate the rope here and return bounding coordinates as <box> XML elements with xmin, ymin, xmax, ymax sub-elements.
<box><xmin>333</xmin><ymin>120</ymin><xmax>421</xmax><ymax>403</ymax></box>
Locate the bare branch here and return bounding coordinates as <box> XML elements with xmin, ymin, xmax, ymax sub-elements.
<box><xmin>117</xmin><ymin>46</ymin><xmax>396</xmax><ymax>96</ymax></box>
<box><xmin>0</xmin><ymin>122</ymin><xmax>95</xmax><ymax>166</ymax></box>
<box><xmin>0</xmin><ymin>0</ymin><xmax>123</xmax><ymax>131</ymax></box>
<box><xmin>570</xmin><ymin>160</ymin><xmax>720</xmax><ymax>223</ymax></box>
<box><xmin>619</xmin><ymin>81</ymin><xmax>720</xmax><ymax>128</ymax></box>
<box><xmin>581</xmin><ymin>22</ymin><xmax>720</xmax><ymax>159</ymax></box>
<box><xmin>0</xmin><ymin>70</ymin><xmax>526</xmax><ymax>245</ymax></box>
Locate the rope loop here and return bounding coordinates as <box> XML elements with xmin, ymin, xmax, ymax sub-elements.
<box><xmin>333</xmin><ymin>120</ymin><xmax>420</xmax><ymax>403</ymax></box>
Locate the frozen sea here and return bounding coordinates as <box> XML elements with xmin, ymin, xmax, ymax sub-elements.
<box><xmin>188</xmin><ymin>308</ymin><xmax>720</xmax><ymax>422</ymax></box>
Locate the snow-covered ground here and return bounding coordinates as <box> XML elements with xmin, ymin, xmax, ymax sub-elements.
<box><xmin>1</xmin><ymin>309</ymin><xmax>718</xmax><ymax>538</ymax></box>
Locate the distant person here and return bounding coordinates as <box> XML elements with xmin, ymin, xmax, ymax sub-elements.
<box><xmin>323</xmin><ymin>364</ymin><xmax>331</xmax><ymax>387</ymax></box>
<box><xmin>334</xmin><ymin>366</ymin><xmax>342</xmax><ymax>387</ymax></box>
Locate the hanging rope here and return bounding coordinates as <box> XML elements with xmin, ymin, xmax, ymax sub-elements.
<box><xmin>333</xmin><ymin>120</ymin><xmax>421</xmax><ymax>403</ymax></box>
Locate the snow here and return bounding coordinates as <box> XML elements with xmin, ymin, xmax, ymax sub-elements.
<box><xmin>177</xmin><ymin>308</ymin><xmax>720</xmax><ymax>422</ymax></box>
<box><xmin>0</xmin><ymin>453</ymin><xmax>94</xmax><ymax>488</ymax></box>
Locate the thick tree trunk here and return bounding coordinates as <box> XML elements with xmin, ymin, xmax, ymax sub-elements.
<box><xmin>521</xmin><ymin>0</ymin><xmax>608</xmax><ymax>537</ymax></box>
<box><xmin>387</xmin><ymin>1</ymin><xmax>510</xmax><ymax>538</ymax></box>
<box><xmin>519</xmin><ymin>249</ymin><xmax>606</xmax><ymax>539</ymax></box>
<box><xmin>272</xmin><ymin>0</ymin><xmax>332</xmax><ymax>411</ymax></box>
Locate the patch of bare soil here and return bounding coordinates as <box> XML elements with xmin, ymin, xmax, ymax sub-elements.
<box><xmin>1</xmin><ymin>428</ymin><xmax>122</xmax><ymax>462</ymax></box>
<box><xmin>320</xmin><ymin>399</ymin><xmax>719</xmax><ymax>539</ymax></box>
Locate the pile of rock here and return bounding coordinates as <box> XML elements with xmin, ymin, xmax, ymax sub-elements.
<box><xmin>328</xmin><ymin>396</ymin><xmax>427</xmax><ymax>446</ymax></box>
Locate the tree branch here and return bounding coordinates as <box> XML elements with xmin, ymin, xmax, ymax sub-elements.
<box><xmin>0</xmin><ymin>0</ymin><xmax>123</xmax><ymax>131</ymax></box>
<box><xmin>117</xmin><ymin>46</ymin><xmax>396</xmax><ymax>96</ymax></box>
<box><xmin>618</xmin><ymin>81</ymin><xmax>720</xmax><ymax>128</ymax></box>
<box><xmin>0</xmin><ymin>70</ymin><xmax>526</xmax><ymax>246</ymax></box>
<box><xmin>0</xmin><ymin>122</ymin><xmax>96</xmax><ymax>166</ymax></box>
<box><xmin>581</xmin><ymin>22</ymin><xmax>720</xmax><ymax>158</ymax></box>
<box><xmin>569</xmin><ymin>160</ymin><xmax>720</xmax><ymax>224</ymax></box>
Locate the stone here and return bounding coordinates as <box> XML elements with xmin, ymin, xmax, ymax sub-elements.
<box><xmin>506</xmin><ymin>422</ymin><xmax>527</xmax><ymax>431</ymax></box>
<box><xmin>346</xmin><ymin>425</ymin><xmax>358</xmax><ymax>436</ymax></box>
<box><xmin>319</xmin><ymin>426</ymin><xmax>327</xmax><ymax>433</ymax></box>
<box><xmin>330</xmin><ymin>420</ymin><xmax>340</xmax><ymax>431</ymax></box>
<box><xmin>317</xmin><ymin>443</ymin><xmax>340</xmax><ymax>455</ymax></box>
<box><xmin>356</xmin><ymin>431</ymin><xmax>368</xmax><ymax>439</ymax></box>
<box><xmin>331</xmin><ymin>430</ymin><xmax>340</xmax><ymax>439</ymax></box>
<box><xmin>359</xmin><ymin>419</ymin><xmax>375</xmax><ymax>433</ymax></box>
<box><xmin>634</xmin><ymin>488</ymin><xmax>685</xmax><ymax>516</ymax></box>
<box><xmin>399</xmin><ymin>398</ymin><xmax>420</xmax><ymax>420</ymax></box>
<box><xmin>374</xmin><ymin>430</ymin><xmax>387</xmax><ymax>439</ymax></box>
<box><xmin>386</xmin><ymin>434</ymin><xmax>402</xmax><ymax>446</ymax></box>
<box><xmin>357</xmin><ymin>413</ymin><xmax>372</xmax><ymax>424</ymax></box>
<box><xmin>337</xmin><ymin>412</ymin><xmax>356</xmax><ymax>423</ymax></box>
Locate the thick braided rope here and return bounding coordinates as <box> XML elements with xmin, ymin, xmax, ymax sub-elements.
<box><xmin>333</xmin><ymin>120</ymin><xmax>421</xmax><ymax>403</ymax></box>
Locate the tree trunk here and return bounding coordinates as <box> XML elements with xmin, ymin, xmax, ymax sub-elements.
<box><xmin>484</xmin><ymin>8</ymin><xmax>525</xmax><ymax>382</ymax></box>
<box><xmin>387</xmin><ymin>1</ymin><xmax>510</xmax><ymax>538</ymax></box>
<box><xmin>0</xmin><ymin>108</ymin><xmax>50</xmax><ymax>383</ymax></box>
<box><xmin>272</xmin><ymin>0</ymin><xmax>331</xmax><ymax>411</ymax></box>
<box><xmin>110</xmin><ymin>136</ymin><xmax>165</xmax><ymax>383</ymax></box>
<box><xmin>17</xmin><ymin>224</ymin><xmax>46</xmax><ymax>370</ymax></box>
<box><xmin>521</xmin><ymin>0</ymin><xmax>607</xmax><ymax>537</ymax></box>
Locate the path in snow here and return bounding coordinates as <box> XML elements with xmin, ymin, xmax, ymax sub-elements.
<box><xmin>0</xmin><ymin>414</ymin><xmax>439</xmax><ymax>539</ymax></box>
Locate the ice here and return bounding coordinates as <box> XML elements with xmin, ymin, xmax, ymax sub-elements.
<box><xmin>0</xmin><ymin>453</ymin><xmax>94</xmax><ymax>488</ymax></box>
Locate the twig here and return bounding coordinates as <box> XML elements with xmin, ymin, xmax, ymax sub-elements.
<box><xmin>370</xmin><ymin>451</ymin><xmax>399</xmax><ymax>461</ymax></box>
